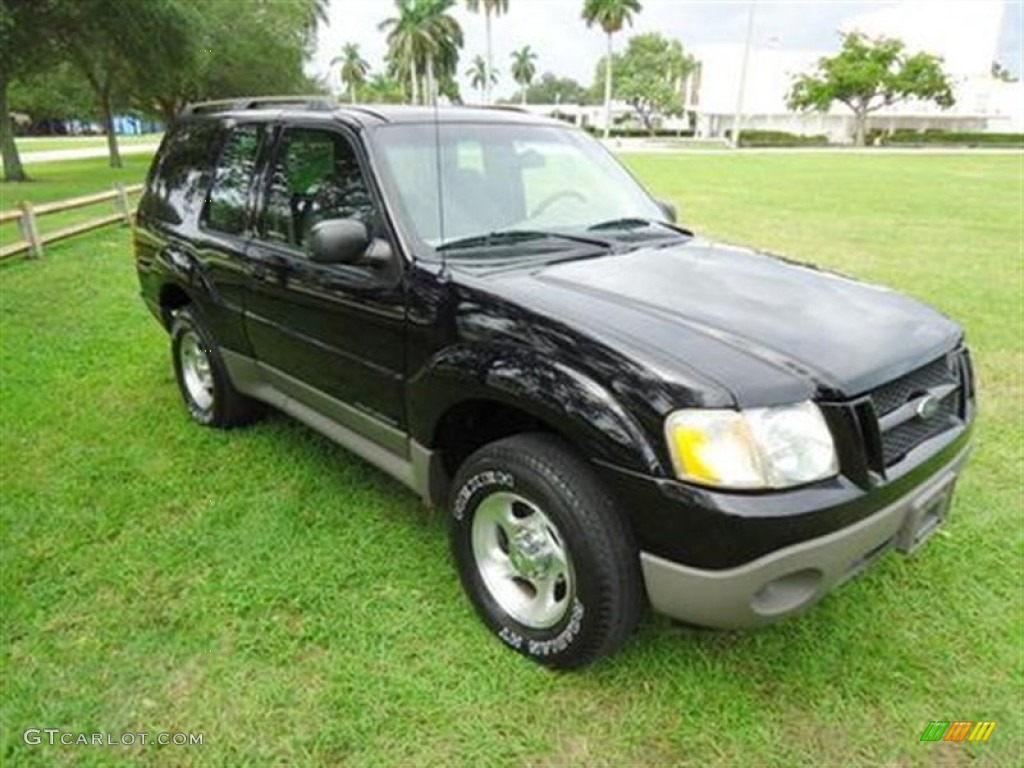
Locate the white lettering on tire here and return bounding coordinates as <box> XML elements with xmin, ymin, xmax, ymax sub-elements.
<box><xmin>496</xmin><ymin>600</ymin><xmax>586</xmax><ymax>658</ymax></box>
<box><xmin>453</xmin><ymin>470</ymin><xmax>514</xmax><ymax>520</ymax></box>
<box><xmin>527</xmin><ymin>599</ymin><xmax>585</xmax><ymax>657</ymax></box>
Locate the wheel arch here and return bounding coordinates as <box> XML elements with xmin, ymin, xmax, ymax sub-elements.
<box><xmin>158</xmin><ymin>281</ymin><xmax>194</xmax><ymax>329</ymax></box>
<box><xmin>411</xmin><ymin>344</ymin><xmax>663</xmax><ymax>502</ymax></box>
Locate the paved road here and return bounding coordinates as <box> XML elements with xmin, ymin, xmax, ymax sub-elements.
<box><xmin>16</xmin><ymin>143</ymin><xmax>160</xmax><ymax>165</ymax></box>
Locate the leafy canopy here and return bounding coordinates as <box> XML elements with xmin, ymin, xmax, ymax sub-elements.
<box><xmin>594</xmin><ymin>33</ymin><xmax>691</xmax><ymax>129</ymax></box>
<box><xmin>582</xmin><ymin>0</ymin><xmax>642</xmax><ymax>36</ymax></box>
<box><xmin>510</xmin><ymin>46</ymin><xmax>538</xmax><ymax>87</ymax></box>
<box><xmin>380</xmin><ymin>0</ymin><xmax>464</xmax><ymax>101</ymax></box>
<box><xmin>521</xmin><ymin>72</ymin><xmax>594</xmax><ymax>105</ymax></box>
<box><xmin>788</xmin><ymin>31</ymin><xmax>955</xmax><ymax>116</ymax></box>
<box><xmin>467</xmin><ymin>54</ymin><xmax>498</xmax><ymax>90</ymax></box>
<box><xmin>465</xmin><ymin>0</ymin><xmax>509</xmax><ymax>16</ymax></box>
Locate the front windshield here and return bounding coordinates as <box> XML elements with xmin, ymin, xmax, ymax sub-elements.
<box><xmin>372</xmin><ymin>122</ymin><xmax>665</xmax><ymax>249</ymax></box>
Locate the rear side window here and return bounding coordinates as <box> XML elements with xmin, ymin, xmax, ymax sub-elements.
<box><xmin>203</xmin><ymin>124</ymin><xmax>265</xmax><ymax>236</ymax></box>
<box><xmin>139</xmin><ymin>121</ymin><xmax>220</xmax><ymax>225</ymax></box>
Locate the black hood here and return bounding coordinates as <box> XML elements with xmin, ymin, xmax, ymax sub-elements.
<box><xmin>480</xmin><ymin>239</ymin><xmax>963</xmax><ymax>407</ymax></box>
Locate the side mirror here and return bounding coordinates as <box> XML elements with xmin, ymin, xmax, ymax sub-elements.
<box><xmin>308</xmin><ymin>219</ymin><xmax>371</xmax><ymax>264</ymax></box>
<box><xmin>657</xmin><ymin>199</ymin><xmax>678</xmax><ymax>223</ymax></box>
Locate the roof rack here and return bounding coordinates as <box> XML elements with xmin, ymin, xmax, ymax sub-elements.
<box><xmin>479</xmin><ymin>104</ymin><xmax>528</xmax><ymax>114</ymax></box>
<box><xmin>180</xmin><ymin>96</ymin><xmax>336</xmax><ymax>116</ymax></box>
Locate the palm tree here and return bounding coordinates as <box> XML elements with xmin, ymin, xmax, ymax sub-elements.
<box><xmin>380</xmin><ymin>0</ymin><xmax>463</xmax><ymax>104</ymax></box>
<box><xmin>466</xmin><ymin>54</ymin><xmax>497</xmax><ymax>103</ymax></box>
<box><xmin>332</xmin><ymin>43</ymin><xmax>370</xmax><ymax>103</ymax></box>
<box><xmin>510</xmin><ymin>46</ymin><xmax>537</xmax><ymax>105</ymax></box>
<box><xmin>582</xmin><ymin>0</ymin><xmax>642</xmax><ymax>138</ymax></box>
<box><xmin>465</xmin><ymin>0</ymin><xmax>509</xmax><ymax>104</ymax></box>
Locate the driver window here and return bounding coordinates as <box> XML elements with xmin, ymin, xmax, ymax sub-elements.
<box><xmin>261</xmin><ymin>129</ymin><xmax>375</xmax><ymax>251</ymax></box>
<box><xmin>516</xmin><ymin>139</ymin><xmax>598</xmax><ymax>219</ymax></box>
<box><xmin>440</xmin><ymin>138</ymin><xmax>523</xmax><ymax>234</ymax></box>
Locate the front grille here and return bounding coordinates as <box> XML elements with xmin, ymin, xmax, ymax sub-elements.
<box><xmin>866</xmin><ymin>351</ymin><xmax>968</xmax><ymax>467</ymax></box>
<box><xmin>870</xmin><ymin>357</ymin><xmax>953</xmax><ymax>417</ymax></box>
<box><xmin>879</xmin><ymin>394</ymin><xmax>959</xmax><ymax>465</ymax></box>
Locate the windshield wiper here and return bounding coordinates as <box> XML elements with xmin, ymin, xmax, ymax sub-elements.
<box><xmin>586</xmin><ymin>217</ymin><xmax>693</xmax><ymax>236</ymax></box>
<box><xmin>437</xmin><ymin>229</ymin><xmax>612</xmax><ymax>253</ymax></box>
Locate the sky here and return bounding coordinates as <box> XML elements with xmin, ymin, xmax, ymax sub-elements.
<box><xmin>311</xmin><ymin>0</ymin><xmax>1023</xmax><ymax>99</ymax></box>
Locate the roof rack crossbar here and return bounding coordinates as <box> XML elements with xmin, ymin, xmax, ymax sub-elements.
<box><xmin>181</xmin><ymin>96</ymin><xmax>336</xmax><ymax>116</ymax></box>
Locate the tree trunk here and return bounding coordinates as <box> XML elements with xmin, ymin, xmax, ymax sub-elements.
<box><xmin>521</xmin><ymin>85</ymin><xmax>527</xmax><ymax>107</ymax></box>
<box><xmin>854</xmin><ymin>109</ymin><xmax>867</xmax><ymax>146</ymax></box>
<box><xmin>157</xmin><ymin>98</ymin><xmax>177</xmax><ymax>127</ymax></box>
<box><xmin>426</xmin><ymin>57</ymin><xmax>436</xmax><ymax>105</ymax></box>
<box><xmin>485</xmin><ymin>11</ymin><xmax>493</xmax><ymax>105</ymax></box>
<box><xmin>410</xmin><ymin>57</ymin><xmax>419</xmax><ymax>105</ymax></box>
<box><xmin>0</xmin><ymin>75</ymin><xmax>28</xmax><ymax>182</ymax></box>
<box><xmin>603</xmin><ymin>33</ymin><xmax>614</xmax><ymax>139</ymax></box>
<box><xmin>100</xmin><ymin>89</ymin><xmax>122</xmax><ymax>169</ymax></box>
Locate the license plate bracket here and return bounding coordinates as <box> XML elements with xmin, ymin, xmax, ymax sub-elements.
<box><xmin>895</xmin><ymin>474</ymin><xmax>956</xmax><ymax>554</ymax></box>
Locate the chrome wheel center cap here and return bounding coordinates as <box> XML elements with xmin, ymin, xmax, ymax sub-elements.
<box><xmin>509</xmin><ymin>528</ymin><xmax>554</xmax><ymax>579</ymax></box>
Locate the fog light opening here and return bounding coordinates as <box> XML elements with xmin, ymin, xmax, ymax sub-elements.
<box><xmin>751</xmin><ymin>568</ymin><xmax>823</xmax><ymax>616</ymax></box>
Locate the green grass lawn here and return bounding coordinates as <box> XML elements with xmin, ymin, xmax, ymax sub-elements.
<box><xmin>1</xmin><ymin>152</ymin><xmax>1021</xmax><ymax>766</ymax></box>
<box><xmin>0</xmin><ymin>155</ymin><xmax>153</xmax><ymax>251</ymax></box>
<box><xmin>13</xmin><ymin>134</ymin><xmax>162</xmax><ymax>153</ymax></box>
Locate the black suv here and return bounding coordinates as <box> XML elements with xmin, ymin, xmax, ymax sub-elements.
<box><xmin>135</xmin><ymin>98</ymin><xmax>975</xmax><ymax>668</ymax></box>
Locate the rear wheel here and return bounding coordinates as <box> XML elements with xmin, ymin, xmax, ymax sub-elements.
<box><xmin>170</xmin><ymin>306</ymin><xmax>263</xmax><ymax>428</ymax></box>
<box><xmin>449</xmin><ymin>433</ymin><xmax>644</xmax><ymax>669</ymax></box>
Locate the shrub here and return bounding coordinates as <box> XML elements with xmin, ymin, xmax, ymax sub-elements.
<box><xmin>730</xmin><ymin>130</ymin><xmax>830</xmax><ymax>147</ymax></box>
<box><xmin>879</xmin><ymin>129</ymin><xmax>1023</xmax><ymax>147</ymax></box>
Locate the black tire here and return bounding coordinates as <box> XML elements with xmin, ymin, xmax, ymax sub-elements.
<box><xmin>170</xmin><ymin>306</ymin><xmax>263</xmax><ymax>428</ymax></box>
<box><xmin>449</xmin><ymin>433</ymin><xmax>644</xmax><ymax>669</ymax></box>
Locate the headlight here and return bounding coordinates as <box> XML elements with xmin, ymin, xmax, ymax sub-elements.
<box><xmin>664</xmin><ymin>401</ymin><xmax>838</xmax><ymax>489</ymax></box>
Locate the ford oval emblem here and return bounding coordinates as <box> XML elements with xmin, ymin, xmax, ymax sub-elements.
<box><xmin>916</xmin><ymin>394</ymin><xmax>941</xmax><ymax>420</ymax></box>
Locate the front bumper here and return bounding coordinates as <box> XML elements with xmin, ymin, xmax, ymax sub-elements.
<box><xmin>640</xmin><ymin>443</ymin><xmax>971</xmax><ymax>628</ymax></box>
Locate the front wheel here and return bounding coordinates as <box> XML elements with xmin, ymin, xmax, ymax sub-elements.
<box><xmin>448</xmin><ymin>433</ymin><xmax>644</xmax><ymax>669</ymax></box>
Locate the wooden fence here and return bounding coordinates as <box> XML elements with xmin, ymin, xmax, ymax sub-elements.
<box><xmin>0</xmin><ymin>182</ymin><xmax>143</xmax><ymax>261</ymax></box>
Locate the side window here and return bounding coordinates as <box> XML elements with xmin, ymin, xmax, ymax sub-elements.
<box><xmin>261</xmin><ymin>129</ymin><xmax>375</xmax><ymax>251</ymax></box>
<box><xmin>139</xmin><ymin>121</ymin><xmax>220</xmax><ymax>225</ymax></box>
<box><xmin>203</xmin><ymin>124</ymin><xmax>264</xmax><ymax>235</ymax></box>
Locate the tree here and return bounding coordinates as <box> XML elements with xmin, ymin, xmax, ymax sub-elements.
<box><xmin>582</xmin><ymin>0</ymin><xmax>642</xmax><ymax>139</ymax></box>
<box><xmin>593</xmin><ymin>33</ymin><xmax>691</xmax><ymax>134</ymax></box>
<box><xmin>362</xmin><ymin>74</ymin><xmax>407</xmax><ymax>104</ymax></box>
<box><xmin>44</xmin><ymin>0</ymin><xmax>194</xmax><ymax>168</ymax></box>
<box><xmin>465</xmin><ymin>0</ymin><xmax>508</xmax><ymax>105</ymax></box>
<box><xmin>523</xmin><ymin>72</ymin><xmax>593</xmax><ymax>105</ymax></box>
<box><xmin>467</xmin><ymin>54</ymin><xmax>498</xmax><ymax>103</ymax></box>
<box><xmin>991</xmin><ymin>61</ymin><xmax>1018</xmax><ymax>83</ymax></box>
<box><xmin>381</xmin><ymin>0</ymin><xmax>463</xmax><ymax>104</ymax></box>
<box><xmin>788</xmin><ymin>31</ymin><xmax>955</xmax><ymax>146</ymax></box>
<box><xmin>8</xmin><ymin>61</ymin><xmax>95</xmax><ymax>126</ymax></box>
<box><xmin>333</xmin><ymin>43</ymin><xmax>370</xmax><ymax>103</ymax></box>
<box><xmin>510</xmin><ymin>46</ymin><xmax>537</xmax><ymax>105</ymax></box>
<box><xmin>0</xmin><ymin>1</ymin><xmax>64</xmax><ymax>181</ymax></box>
<box><xmin>134</xmin><ymin>0</ymin><xmax>327</xmax><ymax>124</ymax></box>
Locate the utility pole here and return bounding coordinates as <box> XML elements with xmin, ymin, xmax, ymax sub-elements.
<box><xmin>730</xmin><ymin>2</ymin><xmax>756</xmax><ymax>148</ymax></box>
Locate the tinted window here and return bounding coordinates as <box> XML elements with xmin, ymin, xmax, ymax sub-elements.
<box><xmin>261</xmin><ymin>128</ymin><xmax>375</xmax><ymax>250</ymax></box>
<box><xmin>203</xmin><ymin>124</ymin><xmax>264</xmax><ymax>235</ymax></box>
<box><xmin>140</xmin><ymin>121</ymin><xmax>220</xmax><ymax>225</ymax></box>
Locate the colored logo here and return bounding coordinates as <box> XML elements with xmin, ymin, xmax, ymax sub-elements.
<box><xmin>920</xmin><ymin>721</ymin><xmax>996</xmax><ymax>742</ymax></box>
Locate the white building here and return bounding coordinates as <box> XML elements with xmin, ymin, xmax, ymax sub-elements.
<box><xmin>688</xmin><ymin>1</ymin><xmax>1022</xmax><ymax>142</ymax></box>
